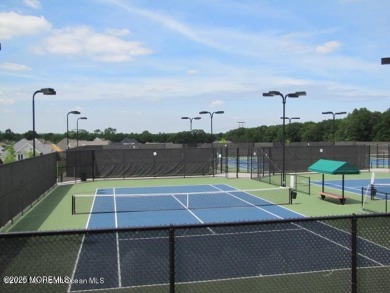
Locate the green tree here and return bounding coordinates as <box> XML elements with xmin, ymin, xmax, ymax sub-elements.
<box><xmin>3</xmin><ymin>145</ymin><xmax>16</xmax><ymax>164</ymax></box>
<box><xmin>23</xmin><ymin>130</ymin><xmax>36</xmax><ymax>140</ymax></box>
<box><xmin>286</xmin><ymin>123</ymin><xmax>301</xmax><ymax>142</ymax></box>
<box><xmin>374</xmin><ymin>109</ymin><xmax>390</xmax><ymax>141</ymax></box>
<box><xmin>103</xmin><ymin>127</ymin><xmax>117</xmax><ymax>141</ymax></box>
<box><xmin>340</xmin><ymin>108</ymin><xmax>375</xmax><ymax>141</ymax></box>
<box><xmin>300</xmin><ymin>122</ymin><xmax>322</xmax><ymax>142</ymax></box>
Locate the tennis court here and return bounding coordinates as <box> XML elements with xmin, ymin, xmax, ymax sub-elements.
<box><xmin>74</xmin><ymin>184</ymin><xmax>300</xmax><ymax>229</ymax></box>
<box><xmin>311</xmin><ymin>176</ymin><xmax>390</xmax><ymax>212</ymax></box>
<box><xmin>67</xmin><ymin>183</ymin><xmax>390</xmax><ymax>292</ymax></box>
<box><xmin>312</xmin><ymin>177</ymin><xmax>390</xmax><ymax>195</ymax></box>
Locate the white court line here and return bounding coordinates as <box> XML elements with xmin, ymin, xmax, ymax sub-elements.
<box><xmin>292</xmin><ymin>222</ymin><xmax>385</xmax><ymax>267</ymax></box>
<box><xmin>225</xmin><ymin>183</ymin><xmax>307</xmax><ymax>218</ymax></box>
<box><xmin>67</xmin><ymin>188</ymin><xmax>99</xmax><ymax>292</ymax></box>
<box><xmin>215</xmin><ymin>184</ymin><xmax>386</xmax><ymax>266</ymax></box>
<box><xmin>172</xmin><ymin>194</ymin><xmax>216</xmax><ymax>234</ymax></box>
<box><xmin>84</xmin><ymin>188</ymin><xmax>99</xmax><ymax>229</ymax></box>
<box><xmin>113</xmin><ymin>188</ymin><xmax>122</xmax><ymax>288</ymax></box>
<box><xmin>311</xmin><ymin>180</ymin><xmax>362</xmax><ymax>195</ymax></box>
<box><xmin>68</xmin><ymin>264</ymin><xmax>390</xmax><ymax>292</ymax></box>
<box><xmin>118</xmin><ymin>227</ymin><xmax>302</xmax><ymax>242</ymax></box>
<box><xmin>209</xmin><ymin>184</ymin><xmax>285</xmax><ymax>220</ymax></box>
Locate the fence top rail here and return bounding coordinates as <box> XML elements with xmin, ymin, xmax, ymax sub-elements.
<box><xmin>2</xmin><ymin>212</ymin><xmax>390</xmax><ymax>239</ymax></box>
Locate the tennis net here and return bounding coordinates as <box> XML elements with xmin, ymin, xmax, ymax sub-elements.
<box><xmin>72</xmin><ymin>187</ymin><xmax>291</xmax><ymax>214</ymax></box>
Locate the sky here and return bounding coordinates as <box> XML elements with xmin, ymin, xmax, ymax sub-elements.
<box><xmin>0</xmin><ymin>0</ymin><xmax>389</xmax><ymax>135</ymax></box>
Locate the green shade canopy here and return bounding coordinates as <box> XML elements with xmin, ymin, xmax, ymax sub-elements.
<box><xmin>308</xmin><ymin>159</ymin><xmax>360</xmax><ymax>175</ymax></box>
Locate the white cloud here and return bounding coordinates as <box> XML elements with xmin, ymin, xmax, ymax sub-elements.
<box><xmin>0</xmin><ymin>98</ymin><xmax>15</xmax><ymax>105</ymax></box>
<box><xmin>36</xmin><ymin>26</ymin><xmax>152</xmax><ymax>62</ymax></box>
<box><xmin>315</xmin><ymin>41</ymin><xmax>342</xmax><ymax>54</ymax></box>
<box><xmin>104</xmin><ymin>0</ymin><xmax>341</xmax><ymax>62</ymax></box>
<box><xmin>104</xmin><ymin>0</ymin><xmax>215</xmax><ymax>46</ymax></box>
<box><xmin>0</xmin><ymin>11</ymin><xmax>51</xmax><ymax>39</ymax></box>
<box><xmin>105</xmin><ymin>28</ymin><xmax>131</xmax><ymax>37</ymax></box>
<box><xmin>211</xmin><ymin>99</ymin><xmax>225</xmax><ymax>106</ymax></box>
<box><xmin>24</xmin><ymin>0</ymin><xmax>41</xmax><ymax>9</ymax></box>
<box><xmin>187</xmin><ymin>69</ymin><xmax>198</xmax><ymax>75</ymax></box>
<box><xmin>0</xmin><ymin>63</ymin><xmax>31</xmax><ymax>71</ymax></box>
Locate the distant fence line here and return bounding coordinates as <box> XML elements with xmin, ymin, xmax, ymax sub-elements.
<box><xmin>0</xmin><ymin>143</ymin><xmax>382</xmax><ymax>229</ymax></box>
<box><xmin>59</xmin><ymin>144</ymin><xmax>370</xmax><ymax>182</ymax></box>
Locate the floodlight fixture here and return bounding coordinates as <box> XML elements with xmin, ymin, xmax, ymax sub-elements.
<box><xmin>181</xmin><ymin>116</ymin><xmax>201</xmax><ymax>131</ymax></box>
<box><xmin>199</xmin><ymin>110</ymin><xmax>225</xmax><ymax>140</ymax></box>
<box><xmin>40</xmin><ymin>88</ymin><xmax>56</xmax><ymax>95</ymax></box>
<box><xmin>32</xmin><ymin>88</ymin><xmax>56</xmax><ymax>157</ymax></box>
<box><xmin>281</xmin><ymin>117</ymin><xmax>300</xmax><ymax>124</ymax></box>
<box><xmin>381</xmin><ymin>57</ymin><xmax>390</xmax><ymax>65</ymax></box>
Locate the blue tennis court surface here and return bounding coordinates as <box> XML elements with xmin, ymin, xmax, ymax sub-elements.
<box><xmin>312</xmin><ymin>177</ymin><xmax>390</xmax><ymax>196</ymax></box>
<box><xmin>68</xmin><ymin>184</ymin><xmax>390</xmax><ymax>292</ymax></box>
<box><xmin>86</xmin><ymin>184</ymin><xmax>302</xmax><ymax>229</ymax></box>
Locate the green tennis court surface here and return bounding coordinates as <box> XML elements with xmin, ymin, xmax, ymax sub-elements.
<box><xmin>5</xmin><ymin>173</ymin><xmax>388</xmax><ymax>232</ymax></box>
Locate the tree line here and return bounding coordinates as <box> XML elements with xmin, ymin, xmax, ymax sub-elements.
<box><xmin>1</xmin><ymin>108</ymin><xmax>389</xmax><ymax>145</ymax></box>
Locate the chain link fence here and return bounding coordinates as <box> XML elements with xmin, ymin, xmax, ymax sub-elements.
<box><xmin>1</xmin><ymin>213</ymin><xmax>390</xmax><ymax>293</ymax></box>
<box><xmin>57</xmin><ymin>144</ymin><xmax>372</xmax><ymax>183</ymax></box>
<box><xmin>59</xmin><ymin>148</ymin><xmax>215</xmax><ymax>182</ymax></box>
<box><xmin>0</xmin><ymin>153</ymin><xmax>57</xmax><ymax>228</ymax></box>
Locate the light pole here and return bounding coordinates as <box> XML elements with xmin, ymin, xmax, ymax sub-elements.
<box><xmin>32</xmin><ymin>88</ymin><xmax>56</xmax><ymax>157</ymax></box>
<box><xmin>199</xmin><ymin>110</ymin><xmax>224</xmax><ymax>143</ymax></box>
<box><xmin>181</xmin><ymin>116</ymin><xmax>201</xmax><ymax>131</ymax></box>
<box><xmin>199</xmin><ymin>110</ymin><xmax>224</xmax><ymax>177</ymax></box>
<box><xmin>76</xmin><ymin>117</ymin><xmax>87</xmax><ymax>147</ymax></box>
<box><xmin>67</xmin><ymin>111</ymin><xmax>81</xmax><ymax>149</ymax></box>
<box><xmin>322</xmin><ymin>111</ymin><xmax>347</xmax><ymax>145</ymax></box>
<box><xmin>263</xmin><ymin>91</ymin><xmax>306</xmax><ymax>186</ymax></box>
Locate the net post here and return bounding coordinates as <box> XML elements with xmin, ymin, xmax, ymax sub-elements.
<box><xmin>72</xmin><ymin>195</ymin><xmax>75</xmax><ymax>215</ymax></box>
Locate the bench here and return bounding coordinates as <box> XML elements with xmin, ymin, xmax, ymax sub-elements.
<box><xmin>320</xmin><ymin>192</ymin><xmax>348</xmax><ymax>205</ymax></box>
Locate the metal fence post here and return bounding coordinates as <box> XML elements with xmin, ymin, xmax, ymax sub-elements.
<box><xmin>351</xmin><ymin>215</ymin><xmax>357</xmax><ymax>293</ymax></box>
<box><xmin>169</xmin><ymin>226</ymin><xmax>175</xmax><ymax>293</ymax></box>
<box><xmin>236</xmin><ymin>147</ymin><xmax>239</xmax><ymax>178</ymax></box>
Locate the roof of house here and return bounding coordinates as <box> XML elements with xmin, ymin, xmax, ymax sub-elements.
<box><xmin>121</xmin><ymin>138</ymin><xmax>139</xmax><ymax>144</ymax></box>
<box><xmin>13</xmin><ymin>138</ymin><xmax>54</xmax><ymax>155</ymax></box>
<box><xmin>56</xmin><ymin>138</ymin><xmax>111</xmax><ymax>150</ymax></box>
